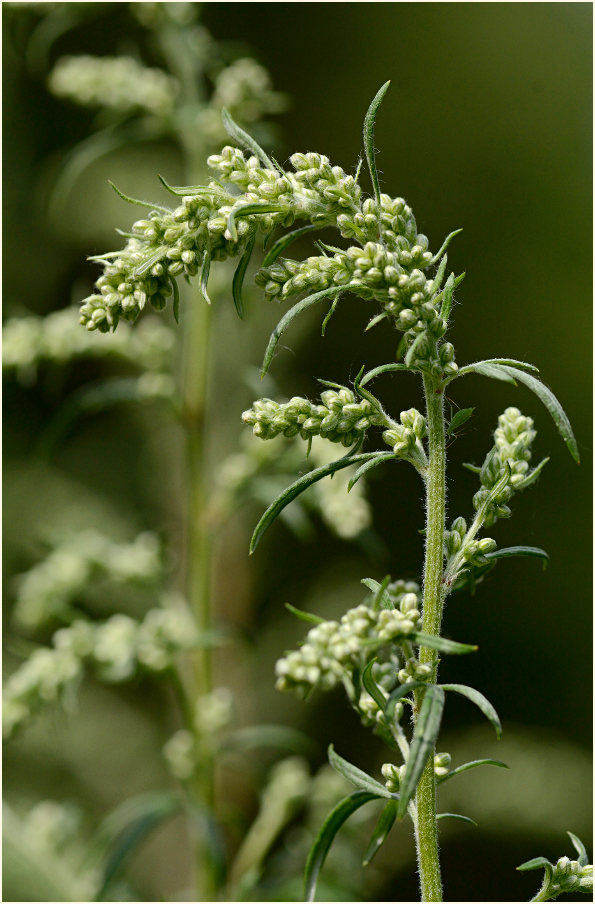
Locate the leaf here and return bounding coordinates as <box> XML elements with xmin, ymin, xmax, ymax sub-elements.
<box><xmin>567</xmin><ymin>831</ymin><xmax>589</xmax><ymax>867</ymax></box>
<box><xmin>359</xmin><ymin>362</ymin><xmax>412</xmax><ymax>387</ymax></box>
<box><xmin>361</xmin><ymin>576</ymin><xmax>393</xmax><ymax>611</ymax></box>
<box><xmin>328</xmin><ymin>745</ymin><xmax>394</xmax><ymax>798</ymax></box>
<box><xmin>134</xmin><ymin>246</ymin><xmax>169</xmax><ymax>278</ymax></box>
<box><xmin>437</xmin><ymin>759</ymin><xmax>508</xmax><ymax>784</ymax></box>
<box><xmin>304</xmin><ymin>792</ymin><xmax>381</xmax><ymax>903</ymax></box>
<box><xmin>285</xmin><ymin>602</ymin><xmax>324</xmax><ymax>624</ymax></box>
<box><xmin>497</xmin><ymin>366</ymin><xmax>580</xmax><ymax>463</ymax></box>
<box><xmin>517</xmin><ymin>456</ymin><xmax>550</xmax><ymax>488</ymax></box>
<box><xmin>249</xmin><ymin>452</ymin><xmax>378</xmax><ymax>552</ymax></box>
<box><xmin>385</xmin><ymin>681</ymin><xmax>425</xmax><ymax>722</ymax></box>
<box><xmin>107</xmin><ymin>180</ymin><xmax>170</xmax><ymax>214</ymax></box>
<box><xmin>430</xmin><ymin>229</ymin><xmax>463</xmax><ymax>265</ymax></box>
<box><xmin>517</xmin><ymin>856</ymin><xmax>553</xmax><ymax>872</ymax></box>
<box><xmin>404</xmin><ymin>330</ymin><xmax>427</xmax><ymax>368</ymax></box>
<box><xmin>412</xmin><ymin>632</ymin><xmax>478</xmax><ymax>655</ymax></box>
<box><xmin>199</xmin><ymin>251</ymin><xmax>211</xmax><ymax>305</ymax></box>
<box><xmin>262</xmin><ymin>224</ymin><xmax>321</xmax><ymax>267</ymax></box>
<box><xmin>321</xmin><ymin>294</ymin><xmax>341</xmax><ymax>335</ymax></box>
<box><xmin>231</xmin><ymin>234</ymin><xmax>255</xmax><ymax>319</ymax></box>
<box><xmin>361</xmin><ymin>659</ymin><xmax>388</xmax><ymax>711</ymax></box>
<box><xmin>221</xmin><ymin>108</ymin><xmax>277</xmax><ymax>171</ymax></box>
<box><xmin>438</xmin><ymin>273</ymin><xmax>456</xmax><ymax>323</ymax></box>
<box><xmin>348</xmin><ymin>452</ymin><xmax>399</xmax><ymax>491</ymax></box>
<box><xmin>447</xmin><ymin>407</ymin><xmax>475</xmax><ymax>435</ymax></box>
<box><xmin>440</xmin><ymin>683</ymin><xmax>502</xmax><ymax>739</ymax></box>
<box><xmin>261</xmin><ymin>285</ymin><xmax>346</xmax><ymax>377</ymax></box>
<box><xmin>483</xmin><ymin>546</ymin><xmax>549</xmax><ymax>570</ymax></box>
<box><xmin>436</xmin><ymin>812</ymin><xmax>478</xmax><ymax>826</ymax></box>
<box><xmin>362</xmin><ymin>799</ymin><xmax>399</xmax><ymax>866</ymax></box>
<box><xmin>157</xmin><ymin>174</ymin><xmax>229</xmax><ymax>200</ymax></box>
<box><xmin>365</xmin><ymin>311</ymin><xmax>389</xmax><ymax>331</ymax></box>
<box><xmin>94</xmin><ymin>791</ymin><xmax>181</xmax><ymax>899</ymax></box>
<box><xmin>226</xmin><ymin>202</ymin><xmax>283</xmax><ymax>242</ymax></box>
<box><xmin>397</xmin><ymin>685</ymin><xmax>445</xmax><ymax>819</ymax></box>
<box><xmin>363</xmin><ymin>81</ymin><xmax>391</xmax><ymax>215</ymax></box>
<box><xmin>454</xmin><ymin>357</ymin><xmax>540</xmax><ymax>379</ymax></box>
<box><xmin>171</xmin><ymin>276</ymin><xmax>180</xmax><ymax>324</ymax></box>
<box><xmin>469</xmin><ymin>362</ymin><xmax>518</xmax><ymax>384</ymax></box>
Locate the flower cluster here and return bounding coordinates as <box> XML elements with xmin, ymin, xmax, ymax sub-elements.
<box><xmin>382</xmin><ymin>408</ymin><xmax>428</xmax><ymax>469</ymax></box>
<box><xmin>13</xmin><ymin>531</ymin><xmax>162</xmax><ymax>631</ymax></box>
<box><xmin>381</xmin><ymin>752</ymin><xmax>451</xmax><ymax>792</ymax></box>
<box><xmin>3</xmin><ymin>309</ymin><xmax>175</xmax><ymax>383</ymax></box>
<box><xmin>548</xmin><ymin>858</ymin><xmax>593</xmax><ymax>896</ymax></box>
<box><xmin>3</xmin><ymin>600</ymin><xmax>198</xmax><ymax>738</ymax></box>
<box><xmin>242</xmin><ymin>387</ymin><xmax>386</xmax><ymax>447</ymax></box>
<box><xmin>473</xmin><ymin>407</ymin><xmax>544</xmax><ymax>527</ymax></box>
<box><xmin>275</xmin><ymin>594</ymin><xmax>422</xmax><ymax>699</ymax></box>
<box><xmin>443</xmin><ymin>516</ymin><xmax>497</xmax><ymax>565</ymax></box>
<box><xmin>48</xmin><ymin>55</ymin><xmax>178</xmax><ymax>116</ymax></box>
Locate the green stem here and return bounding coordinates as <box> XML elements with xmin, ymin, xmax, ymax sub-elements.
<box><xmin>413</xmin><ymin>372</ymin><xmax>446</xmax><ymax>902</ymax></box>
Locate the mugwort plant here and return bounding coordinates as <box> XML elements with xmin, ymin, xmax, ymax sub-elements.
<box><xmin>76</xmin><ymin>81</ymin><xmax>590</xmax><ymax>901</ymax></box>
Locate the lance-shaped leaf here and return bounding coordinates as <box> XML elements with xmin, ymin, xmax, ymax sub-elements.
<box><xmin>397</xmin><ymin>685</ymin><xmax>445</xmax><ymax>819</ymax></box>
<box><xmin>157</xmin><ymin>174</ymin><xmax>229</xmax><ymax>201</ymax></box>
<box><xmin>483</xmin><ymin>546</ymin><xmax>549</xmax><ymax>570</ymax></box>
<box><xmin>304</xmin><ymin>792</ymin><xmax>381</xmax><ymax>903</ymax></box>
<box><xmin>517</xmin><ymin>856</ymin><xmax>553</xmax><ymax>872</ymax></box>
<box><xmin>171</xmin><ymin>276</ymin><xmax>180</xmax><ymax>324</ymax></box>
<box><xmin>231</xmin><ymin>234</ymin><xmax>255</xmax><ymax>319</ymax></box>
<box><xmin>321</xmin><ymin>294</ymin><xmax>341</xmax><ymax>335</ymax></box>
<box><xmin>348</xmin><ymin>452</ymin><xmax>399</xmax><ymax>491</ymax></box>
<box><xmin>108</xmin><ymin>180</ymin><xmax>171</xmax><ymax>214</ymax></box>
<box><xmin>447</xmin><ymin>407</ymin><xmax>475</xmax><ymax>435</ymax></box>
<box><xmin>361</xmin><ymin>576</ymin><xmax>393</xmax><ymax>611</ymax></box>
<box><xmin>221</xmin><ymin>107</ymin><xmax>277</xmax><ymax>171</ymax></box>
<box><xmin>285</xmin><ymin>602</ymin><xmax>324</xmax><ymax>625</ymax></box>
<box><xmin>567</xmin><ymin>831</ymin><xmax>589</xmax><ymax>867</ymax></box>
<box><xmin>385</xmin><ymin>681</ymin><xmax>425</xmax><ymax>722</ymax></box>
<box><xmin>261</xmin><ymin>285</ymin><xmax>347</xmax><ymax>377</ymax></box>
<box><xmin>497</xmin><ymin>365</ymin><xmax>580</xmax><ymax>463</ymax></box>
<box><xmin>362</xmin><ymin>799</ymin><xmax>399</xmax><ymax>866</ymax></box>
<box><xmin>361</xmin><ymin>659</ymin><xmax>388</xmax><ymax>711</ymax></box>
<box><xmin>199</xmin><ymin>251</ymin><xmax>211</xmax><ymax>305</ymax></box>
<box><xmin>262</xmin><ymin>223</ymin><xmax>321</xmax><ymax>267</ymax></box>
<box><xmin>430</xmin><ymin>229</ymin><xmax>463</xmax><ymax>265</ymax></box>
<box><xmin>438</xmin><ymin>273</ymin><xmax>456</xmax><ymax>323</ymax></box>
<box><xmin>226</xmin><ymin>202</ymin><xmax>284</xmax><ymax>243</ymax></box>
<box><xmin>440</xmin><ymin>683</ymin><xmax>502</xmax><ymax>739</ymax></box>
<box><xmin>328</xmin><ymin>745</ymin><xmax>394</xmax><ymax>798</ymax></box>
<box><xmin>249</xmin><ymin>452</ymin><xmax>378</xmax><ymax>552</ymax></box>
<box><xmin>363</xmin><ymin>81</ymin><xmax>391</xmax><ymax>214</ymax></box>
<box><xmin>360</xmin><ymin>362</ymin><xmax>413</xmax><ymax>386</ymax></box>
<box><xmin>133</xmin><ymin>246</ymin><xmax>169</xmax><ymax>278</ymax></box>
<box><xmin>453</xmin><ymin>357</ymin><xmax>540</xmax><ymax>380</ymax></box>
<box><xmin>436</xmin><ymin>812</ymin><xmax>478</xmax><ymax>827</ymax></box>
<box><xmin>412</xmin><ymin>632</ymin><xmax>477</xmax><ymax>655</ymax></box>
<box><xmin>437</xmin><ymin>758</ymin><xmax>508</xmax><ymax>784</ymax></box>
<box><xmin>465</xmin><ymin>361</ymin><xmax>518</xmax><ymax>384</ymax></box>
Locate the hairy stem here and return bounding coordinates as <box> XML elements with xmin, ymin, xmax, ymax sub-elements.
<box><xmin>414</xmin><ymin>373</ymin><xmax>446</xmax><ymax>902</ymax></box>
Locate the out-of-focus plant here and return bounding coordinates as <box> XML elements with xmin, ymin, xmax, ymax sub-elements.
<box><xmin>72</xmin><ymin>67</ymin><xmax>591</xmax><ymax>901</ymax></box>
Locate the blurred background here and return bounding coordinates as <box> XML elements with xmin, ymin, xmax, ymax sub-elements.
<box><xmin>3</xmin><ymin>3</ymin><xmax>592</xmax><ymax>902</ymax></box>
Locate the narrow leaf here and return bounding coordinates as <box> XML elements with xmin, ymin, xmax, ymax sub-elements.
<box><xmin>348</xmin><ymin>452</ymin><xmax>399</xmax><ymax>491</ymax></box>
<box><xmin>157</xmin><ymin>174</ymin><xmax>229</xmax><ymax>201</ymax></box>
<box><xmin>261</xmin><ymin>286</ymin><xmax>345</xmax><ymax>377</ymax></box>
<box><xmin>133</xmin><ymin>246</ymin><xmax>169</xmax><ymax>278</ymax></box>
<box><xmin>362</xmin><ymin>799</ymin><xmax>399</xmax><ymax>866</ymax></box>
<box><xmin>497</xmin><ymin>366</ymin><xmax>580</xmax><ymax>463</ymax></box>
<box><xmin>438</xmin><ymin>759</ymin><xmax>508</xmax><ymax>784</ymax></box>
<box><xmin>430</xmin><ymin>229</ymin><xmax>463</xmax><ymax>265</ymax></box>
<box><xmin>436</xmin><ymin>812</ymin><xmax>478</xmax><ymax>826</ymax></box>
<box><xmin>431</xmin><ymin>253</ymin><xmax>449</xmax><ymax>297</ymax></box>
<box><xmin>454</xmin><ymin>357</ymin><xmax>539</xmax><ymax>378</ymax></box>
<box><xmin>321</xmin><ymin>295</ymin><xmax>341</xmax><ymax>335</ymax></box>
<box><xmin>199</xmin><ymin>251</ymin><xmax>211</xmax><ymax>305</ymax></box>
<box><xmin>285</xmin><ymin>602</ymin><xmax>324</xmax><ymax>624</ymax></box>
<box><xmin>470</xmin><ymin>362</ymin><xmax>518</xmax><ymax>384</ymax></box>
<box><xmin>517</xmin><ymin>456</ymin><xmax>549</xmax><ymax>489</ymax></box>
<box><xmin>363</xmin><ymin>81</ymin><xmax>391</xmax><ymax>215</ymax></box>
<box><xmin>462</xmin><ymin>462</ymin><xmax>482</xmax><ymax>474</ymax></box>
<box><xmin>328</xmin><ymin>745</ymin><xmax>393</xmax><ymax>798</ymax></box>
<box><xmin>226</xmin><ymin>202</ymin><xmax>283</xmax><ymax>242</ymax></box>
<box><xmin>107</xmin><ymin>180</ymin><xmax>171</xmax><ymax>213</ymax></box>
<box><xmin>361</xmin><ymin>659</ymin><xmax>388</xmax><ymax>711</ymax></box>
<box><xmin>412</xmin><ymin>632</ymin><xmax>477</xmax><ymax>655</ymax></box>
<box><xmin>517</xmin><ymin>856</ymin><xmax>553</xmax><ymax>872</ymax></box>
<box><xmin>361</xmin><ymin>576</ymin><xmax>393</xmax><ymax>611</ymax></box>
<box><xmin>439</xmin><ymin>273</ymin><xmax>456</xmax><ymax>322</ymax></box>
<box><xmin>250</xmin><ymin>452</ymin><xmax>377</xmax><ymax>552</ymax></box>
<box><xmin>262</xmin><ymin>224</ymin><xmax>320</xmax><ymax>267</ymax></box>
<box><xmin>360</xmin><ymin>362</ymin><xmax>412</xmax><ymax>387</ymax></box>
<box><xmin>404</xmin><ymin>330</ymin><xmax>426</xmax><ymax>367</ymax></box>
<box><xmin>567</xmin><ymin>831</ymin><xmax>589</xmax><ymax>867</ymax></box>
<box><xmin>365</xmin><ymin>311</ymin><xmax>389</xmax><ymax>331</ymax></box>
<box><xmin>304</xmin><ymin>792</ymin><xmax>380</xmax><ymax>903</ymax></box>
<box><xmin>440</xmin><ymin>683</ymin><xmax>502</xmax><ymax>739</ymax></box>
<box><xmin>221</xmin><ymin>108</ymin><xmax>277</xmax><ymax>171</ymax></box>
<box><xmin>385</xmin><ymin>681</ymin><xmax>425</xmax><ymax>722</ymax></box>
<box><xmin>397</xmin><ymin>685</ymin><xmax>445</xmax><ymax>819</ymax></box>
<box><xmin>171</xmin><ymin>277</ymin><xmax>180</xmax><ymax>324</ymax></box>
<box><xmin>447</xmin><ymin>407</ymin><xmax>475</xmax><ymax>435</ymax></box>
<box><xmin>483</xmin><ymin>546</ymin><xmax>549</xmax><ymax>570</ymax></box>
<box><xmin>231</xmin><ymin>234</ymin><xmax>255</xmax><ymax>319</ymax></box>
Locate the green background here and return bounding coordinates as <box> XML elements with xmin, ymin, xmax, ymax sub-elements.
<box><xmin>3</xmin><ymin>3</ymin><xmax>592</xmax><ymax>901</ymax></box>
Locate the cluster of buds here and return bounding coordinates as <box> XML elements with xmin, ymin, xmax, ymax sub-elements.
<box><xmin>382</xmin><ymin>408</ymin><xmax>428</xmax><ymax>469</ymax></box>
<box><xmin>163</xmin><ymin>687</ymin><xmax>234</xmax><ymax>780</ymax></box>
<box><xmin>3</xmin><ymin>310</ymin><xmax>175</xmax><ymax>383</ymax></box>
<box><xmin>275</xmin><ymin>596</ymin><xmax>422</xmax><ymax>699</ymax></box>
<box><xmin>548</xmin><ymin>858</ymin><xmax>593</xmax><ymax>896</ymax></box>
<box><xmin>381</xmin><ymin>752</ymin><xmax>452</xmax><ymax>793</ymax></box>
<box><xmin>48</xmin><ymin>55</ymin><xmax>179</xmax><ymax>116</ymax></box>
<box><xmin>3</xmin><ymin>602</ymin><xmax>198</xmax><ymax>738</ymax></box>
<box><xmin>443</xmin><ymin>516</ymin><xmax>497</xmax><ymax>566</ymax></box>
<box><xmin>13</xmin><ymin>531</ymin><xmax>162</xmax><ymax>631</ymax></box>
<box><xmin>242</xmin><ymin>388</ymin><xmax>386</xmax><ymax>447</ymax></box>
<box><xmin>473</xmin><ymin>407</ymin><xmax>544</xmax><ymax>527</ymax></box>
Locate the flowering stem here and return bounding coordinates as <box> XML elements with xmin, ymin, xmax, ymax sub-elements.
<box><xmin>413</xmin><ymin>372</ymin><xmax>446</xmax><ymax>902</ymax></box>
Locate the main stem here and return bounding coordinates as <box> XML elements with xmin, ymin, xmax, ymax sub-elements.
<box><xmin>414</xmin><ymin>373</ymin><xmax>446</xmax><ymax>902</ymax></box>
